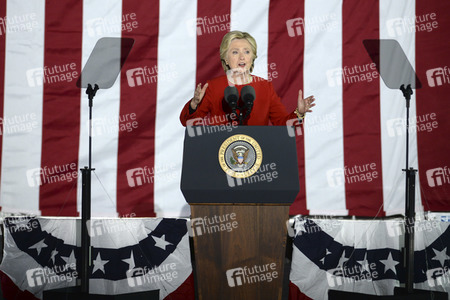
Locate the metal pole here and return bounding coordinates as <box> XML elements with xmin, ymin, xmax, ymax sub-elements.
<box><xmin>401</xmin><ymin>84</ymin><xmax>416</xmax><ymax>293</ymax></box>
<box><xmin>80</xmin><ymin>84</ymin><xmax>97</xmax><ymax>294</ymax></box>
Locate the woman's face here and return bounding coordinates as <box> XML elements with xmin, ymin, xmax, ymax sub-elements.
<box><xmin>226</xmin><ymin>38</ymin><xmax>253</xmax><ymax>73</ymax></box>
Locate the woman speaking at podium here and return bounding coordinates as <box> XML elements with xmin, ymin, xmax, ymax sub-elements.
<box><xmin>180</xmin><ymin>30</ymin><xmax>315</xmax><ymax>126</ymax></box>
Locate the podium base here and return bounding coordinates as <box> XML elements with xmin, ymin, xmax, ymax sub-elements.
<box><xmin>328</xmin><ymin>287</ymin><xmax>448</xmax><ymax>300</ymax></box>
<box><xmin>191</xmin><ymin>204</ymin><xmax>290</xmax><ymax>300</ymax></box>
<box><xmin>43</xmin><ymin>286</ymin><xmax>159</xmax><ymax>300</ymax></box>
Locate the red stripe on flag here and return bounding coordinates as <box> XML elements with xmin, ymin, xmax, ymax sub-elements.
<box><xmin>268</xmin><ymin>0</ymin><xmax>308</xmax><ymax>215</ymax></box>
<box><xmin>342</xmin><ymin>0</ymin><xmax>384</xmax><ymax>216</ymax></box>
<box><xmin>416</xmin><ymin>1</ymin><xmax>450</xmax><ymax>211</ymax></box>
<box><xmin>117</xmin><ymin>1</ymin><xmax>159</xmax><ymax>217</ymax></box>
<box><xmin>39</xmin><ymin>0</ymin><xmax>83</xmax><ymax>216</ymax></box>
<box><xmin>195</xmin><ymin>1</ymin><xmax>231</xmax><ymax>85</ymax></box>
<box><xmin>0</xmin><ymin>1</ymin><xmax>6</xmax><ymax>211</ymax></box>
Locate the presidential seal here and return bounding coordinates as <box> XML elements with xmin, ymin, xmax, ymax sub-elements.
<box><xmin>218</xmin><ymin>134</ymin><xmax>262</xmax><ymax>178</ymax></box>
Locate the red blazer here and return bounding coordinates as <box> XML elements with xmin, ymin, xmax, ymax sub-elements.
<box><xmin>180</xmin><ymin>75</ymin><xmax>297</xmax><ymax>126</ymax></box>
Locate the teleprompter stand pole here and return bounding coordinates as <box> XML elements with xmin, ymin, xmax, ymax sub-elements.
<box><xmin>400</xmin><ymin>84</ymin><xmax>417</xmax><ymax>294</ymax></box>
<box><xmin>80</xmin><ymin>167</ymin><xmax>91</xmax><ymax>293</ymax></box>
<box><xmin>80</xmin><ymin>83</ymin><xmax>98</xmax><ymax>293</ymax></box>
<box><xmin>390</xmin><ymin>84</ymin><xmax>445</xmax><ymax>298</ymax></box>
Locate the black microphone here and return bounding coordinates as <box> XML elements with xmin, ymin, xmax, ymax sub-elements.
<box><xmin>240</xmin><ymin>85</ymin><xmax>255</xmax><ymax>125</ymax></box>
<box><xmin>241</xmin><ymin>85</ymin><xmax>255</xmax><ymax>109</ymax></box>
<box><xmin>224</xmin><ymin>86</ymin><xmax>239</xmax><ymax>110</ymax></box>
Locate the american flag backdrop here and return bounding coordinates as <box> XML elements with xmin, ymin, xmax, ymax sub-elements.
<box><xmin>0</xmin><ymin>0</ymin><xmax>449</xmax><ymax>219</ymax></box>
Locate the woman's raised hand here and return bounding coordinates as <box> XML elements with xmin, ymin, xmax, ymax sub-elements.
<box><xmin>297</xmin><ymin>89</ymin><xmax>315</xmax><ymax>114</ymax></box>
<box><xmin>190</xmin><ymin>83</ymin><xmax>209</xmax><ymax>110</ymax></box>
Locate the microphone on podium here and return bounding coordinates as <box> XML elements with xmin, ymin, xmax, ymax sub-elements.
<box><xmin>241</xmin><ymin>85</ymin><xmax>255</xmax><ymax>111</ymax></box>
<box><xmin>224</xmin><ymin>85</ymin><xmax>255</xmax><ymax>125</ymax></box>
<box><xmin>224</xmin><ymin>86</ymin><xmax>239</xmax><ymax>111</ymax></box>
<box><xmin>241</xmin><ymin>85</ymin><xmax>255</xmax><ymax>124</ymax></box>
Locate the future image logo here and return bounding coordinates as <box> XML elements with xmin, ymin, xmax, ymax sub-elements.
<box><xmin>286</xmin><ymin>13</ymin><xmax>337</xmax><ymax>38</ymax></box>
<box><xmin>386</xmin><ymin>13</ymin><xmax>438</xmax><ymax>37</ymax></box>
<box><xmin>286</xmin><ymin>118</ymin><xmax>303</xmax><ymax>137</ymax></box>
<box><xmin>126</xmin><ymin>263</ymin><xmax>178</xmax><ymax>287</ymax></box>
<box><xmin>426</xmin><ymin>67</ymin><xmax>449</xmax><ymax>87</ymax></box>
<box><xmin>326</xmin><ymin>168</ymin><xmax>345</xmax><ymax>187</ymax></box>
<box><xmin>188</xmin><ymin>213</ymin><xmax>238</xmax><ymax>237</ymax></box>
<box><xmin>125</xmin><ymin>63</ymin><xmax>178</xmax><ymax>87</ymax></box>
<box><xmin>87</xmin><ymin>216</ymin><xmax>137</xmax><ymax>237</ymax></box>
<box><xmin>26</xmin><ymin>163</ymin><xmax>78</xmax><ymax>187</ymax></box>
<box><xmin>326</xmin><ymin>261</ymin><xmax>379</xmax><ymax>288</ymax></box>
<box><xmin>0</xmin><ymin>13</ymin><xmax>39</xmax><ymax>36</ymax></box>
<box><xmin>26</xmin><ymin>263</ymin><xmax>77</xmax><ymax>287</ymax></box>
<box><xmin>185</xmin><ymin>13</ymin><xmax>235</xmax><ymax>37</ymax></box>
<box><xmin>26</xmin><ymin>63</ymin><xmax>79</xmax><ymax>87</ymax></box>
<box><xmin>326</xmin><ymin>163</ymin><xmax>379</xmax><ymax>187</ymax></box>
<box><xmin>427</xmin><ymin>267</ymin><xmax>450</xmax><ymax>287</ymax></box>
<box><xmin>126</xmin><ymin>164</ymin><xmax>177</xmax><ymax>188</ymax></box>
<box><xmin>226</xmin><ymin>263</ymin><xmax>278</xmax><ymax>288</ymax></box>
<box><xmin>226</xmin><ymin>268</ymin><xmax>245</xmax><ymax>287</ymax></box>
<box><xmin>85</xmin><ymin>13</ymin><xmax>138</xmax><ymax>37</ymax></box>
<box><xmin>286</xmin><ymin>18</ymin><xmax>304</xmax><ymax>37</ymax></box>
<box><xmin>326</xmin><ymin>68</ymin><xmax>342</xmax><ymax>87</ymax></box>
<box><xmin>386</xmin><ymin>113</ymin><xmax>438</xmax><ymax>138</ymax></box>
<box><xmin>186</xmin><ymin>115</ymin><xmax>238</xmax><ymax>138</ymax></box>
<box><xmin>426</xmin><ymin>167</ymin><xmax>450</xmax><ymax>187</ymax></box>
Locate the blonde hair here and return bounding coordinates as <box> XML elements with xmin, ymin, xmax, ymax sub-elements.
<box><xmin>220</xmin><ymin>31</ymin><xmax>257</xmax><ymax>72</ymax></box>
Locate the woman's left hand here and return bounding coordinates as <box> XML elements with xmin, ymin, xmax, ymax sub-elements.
<box><xmin>297</xmin><ymin>89</ymin><xmax>315</xmax><ymax>114</ymax></box>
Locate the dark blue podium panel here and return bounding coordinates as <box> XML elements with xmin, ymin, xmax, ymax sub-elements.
<box><xmin>181</xmin><ymin>126</ymin><xmax>299</xmax><ymax>204</ymax></box>
<box><xmin>43</xmin><ymin>287</ymin><xmax>159</xmax><ymax>300</ymax></box>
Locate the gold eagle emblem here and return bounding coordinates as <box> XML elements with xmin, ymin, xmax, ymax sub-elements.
<box><xmin>231</xmin><ymin>146</ymin><xmax>249</xmax><ymax>166</ymax></box>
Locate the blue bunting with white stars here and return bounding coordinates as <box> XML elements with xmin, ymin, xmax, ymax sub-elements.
<box><xmin>0</xmin><ymin>216</ymin><xmax>192</xmax><ymax>299</ymax></box>
<box><xmin>289</xmin><ymin>216</ymin><xmax>450</xmax><ymax>299</ymax></box>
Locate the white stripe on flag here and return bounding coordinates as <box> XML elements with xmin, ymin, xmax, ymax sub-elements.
<box><xmin>379</xmin><ymin>0</ymin><xmax>422</xmax><ymax>216</ymax></box>
<box><xmin>154</xmin><ymin>0</ymin><xmax>198</xmax><ymax>217</ymax></box>
<box><xmin>304</xmin><ymin>0</ymin><xmax>347</xmax><ymax>215</ymax></box>
<box><xmin>78</xmin><ymin>0</ymin><xmax>123</xmax><ymax>217</ymax></box>
<box><xmin>230</xmin><ymin>0</ymin><xmax>269</xmax><ymax>79</ymax></box>
<box><xmin>0</xmin><ymin>0</ymin><xmax>46</xmax><ymax>214</ymax></box>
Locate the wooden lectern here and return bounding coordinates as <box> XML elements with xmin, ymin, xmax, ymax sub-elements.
<box><xmin>181</xmin><ymin>126</ymin><xmax>299</xmax><ymax>299</ymax></box>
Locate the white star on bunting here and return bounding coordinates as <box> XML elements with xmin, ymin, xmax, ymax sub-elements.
<box><xmin>50</xmin><ymin>249</ymin><xmax>58</xmax><ymax>265</ymax></box>
<box><xmin>337</xmin><ymin>249</ymin><xmax>349</xmax><ymax>268</ymax></box>
<box><xmin>122</xmin><ymin>250</ymin><xmax>136</xmax><ymax>270</ymax></box>
<box><xmin>320</xmin><ymin>248</ymin><xmax>332</xmax><ymax>265</ymax></box>
<box><xmin>357</xmin><ymin>252</ymin><xmax>371</xmax><ymax>273</ymax></box>
<box><xmin>152</xmin><ymin>234</ymin><xmax>172</xmax><ymax>250</ymax></box>
<box><xmin>432</xmin><ymin>247</ymin><xmax>449</xmax><ymax>267</ymax></box>
<box><xmin>61</xmin><ymin>250</ymin><xmax>76</xmax><ymax>265</ymax></box>
<box><xmin>29</xmin><ymin>239</ymin><xmax>48</xmax><ymax>255</ymax></box>
<box><xmin>92</xmin><ymin>253</ymin><xmax>109</xmax><ymax>274</ymax></box>
<box><xmin>380</xmin><ymin>252</ymin><xmax>399</xmax><ymax>275</ymax></box>
<box><xmin>295</xmin><ymin>219</ymin><xmax>307</xmax><ymax>236</ymax></box>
